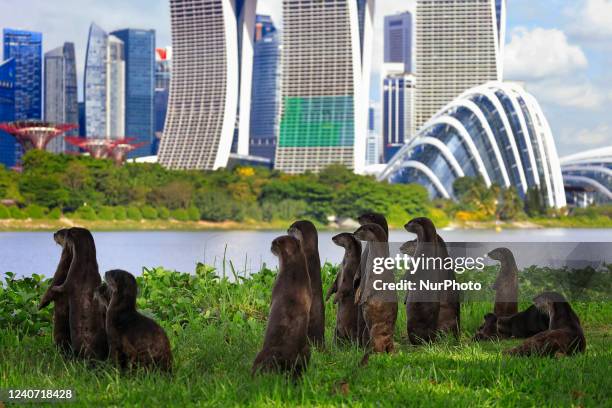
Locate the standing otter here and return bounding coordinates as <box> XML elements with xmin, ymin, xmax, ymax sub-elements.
<box><xmin>38</xmin><ymin>229</ymin><xmax>73</xmax><ymax>355</ymax></box>
<box><xmin>42</xmin><ymin>228</ymin><xmax>107</xmax><ymax>360</ymax></box>
<box><xmin>326</xmin><ymin>233</ymin><xmax>361</xmax><ymax>343</ymax></box>
<box><xmin>505</xmin><ymin>292</ymin><xmax>586</xmax><ymax>357</ymax></box>
<box><xmin>288</xmin><ymin>220</ymin><xmax>324</xmax><ymax>347</ymax></box>
<box><xmin>496</xmin><ymin>304</ymin><xmax>550</xmax><ymax>339</ymax></box>
<box><xmin>353</xmin><ymin>223</ymin><xmax>397</xmax><ymax>363</ymax></box>
<box><xmin>405</xmin><ymin>217</ymin><xmax>460</xmax><ymax>343</ymax></box>
<box><xmin>104</xmin><ymin>270</ymin><xmax>172</xmax><ymax>371</ymax></box>
<box><xmin>488</xmin><ymin>247</ymin><xmax>519</xmax><ymax>317</ymax></box>
<box><xmin>253</xmin><ymin>236</ymin><xmax>312</xmax><ymax>378</ymax></box>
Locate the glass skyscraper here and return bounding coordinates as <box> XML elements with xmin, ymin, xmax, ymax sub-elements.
<box><xmin>111</xmin><ymin>29</ymin><xmax>155</xmax><ymax>158</ymax></box>
<box><xmin>154</xmin><ymin>47</ymin><xmax>171</xmax><ymax>155</ymax></box>
<box><xmin>248</xmin><ymin>15</ymin><xmax>280</xmax><ymax>162</ymax></box>
<box><xmin>384</xmin><ymin>11</ymin><xmax>413</xmax><ymax>73</ymax></box>
<box><xmin>44</xmin><ymin>42</ymin><xmax>78</xmax><ymax>153</ymax></box>
<box><xmin>0</xmin><ymin>58</ymin><xmax>16</xmax><ymax>168</ymax></box>
<box><xmin>383</xmin><ymin>73</ymin><xmax>416</xmax><ymax>163</ymax></box>
<box><xmin>84</xmin><ymin>23</ymin><xmax>108</xmax><ymax>138</ymax></box>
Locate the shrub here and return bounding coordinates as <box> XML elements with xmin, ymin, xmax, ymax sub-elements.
<box><xmin>9</xmin><ymin>206</ymin><xmax>26</xmax><ymax>219</ymax></box>
<box><xmin>187</xmin><ymin>206</ymin><xmax>200</xmax><ymax>221</ymax></box>
<box><xmin>126</xmin><ymin>206</ymin><xmax>142</xmax><ymax>221</ymax></box>
<box><xmin>0</xmin><ymin>204</ymin><xmax>10</xmax><ymax>219</ymax></box>
<box><xmin>170</xmin><ymin>208</ymin><xmax>189</xmax><ymax>222</ymax></box>
<box><xmin>47</xmin><ymin>207</ymin><xmax>62</xmax><ymax>220</ymax></box>
<box><xmin>113</xmin><ymin>206</ymin><xmax>127</xmax><ymax>220</ymax></box>
<box><xmin>75</xmin><ymin>205</ymin><xmax>97</xmax><ymax>220</ymax></box>
<box><xmin>157</xmin><ymin>206</ymin><xmax>170</xmax><ymax>220</ymax></box>
<box><xmin>141</xmin><ymin>206</ymin><xmax>158</xmax><ymax>220</ymax></box>
<box><xmin>97</xmin><ymin>206</ymin><xmax>115</xmax><ymax>221</ymax></box>
<box><xmin>25</xmin><ymin>204</ymin><xmax>47</xmax><ymax>219</ymax></box>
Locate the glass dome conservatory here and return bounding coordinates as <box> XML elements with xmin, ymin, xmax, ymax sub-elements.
<box><xmin>560</xmin><ymin>147</ymin><xmax>612</xmax><ymax>206</ymax></box>
<box><xmin>379</xmin><ymin>81</ymin><xmax>566</xmax><ymax>208</ymax></box>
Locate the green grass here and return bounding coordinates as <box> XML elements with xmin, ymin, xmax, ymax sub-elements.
<box><xmin>1</xmin><ymin>266</ymin><xmax>611</xmax><ymax>407</ymax></box>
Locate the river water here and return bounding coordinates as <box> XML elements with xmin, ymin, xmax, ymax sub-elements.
<box><xmin>1</xmin><ymin>229</ymin><xmax>610</xmax><ymax>278</ymax></box>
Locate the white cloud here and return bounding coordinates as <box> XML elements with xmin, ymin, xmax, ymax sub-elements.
<box><xmin>575</xmin><ymin>124</ymin><xmax>611</xmax><ymax>146</ymax></box>
<box><xmin>504</xmin><ymin>27</ymin><xmax>588</xmax><ymax>80</ymax></box>
<box><xmin>529</xmin><ymin>79</ymin><xmax>608</xmax><ymax>110</ymax></box>
<box><xmin>567</xmin><ymin>0</ymin><xmax>612</xmax><ymax>40</ymax></box>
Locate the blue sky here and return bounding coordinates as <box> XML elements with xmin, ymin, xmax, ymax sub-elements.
<box><xmin>2</xmin><ymin>0</ymin><xmax>611</xmax><ymax>156</ymax></box>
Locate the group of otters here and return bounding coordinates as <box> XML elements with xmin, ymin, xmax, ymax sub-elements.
<box><xmin>37</xmin><ymin>214</ymin><xmax>586</xmax><ymax>377</ymax></box>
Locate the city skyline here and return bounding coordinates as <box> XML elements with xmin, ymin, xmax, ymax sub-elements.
<box><xmin>1</xmin><ymin>0</ymin><xmax>611</xmax><ymax>157</ymax></box>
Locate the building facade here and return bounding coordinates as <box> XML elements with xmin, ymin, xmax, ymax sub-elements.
<box><xmin>415</xmin><ymin>0</ymin><xmax>505</xmax><ymax>130</ymax></box>
<box><xmin>560</xmin><ymin>147</ymin><xmax>612</xmax><ymax>207</ymax></box>
<box><xmin>275</xmin><ymin>0</ymin><xmax>375</xmax><ymax>174</ymax></box>
<box><xmin>384</xmin><ymin>11</ymin><xmax>412</xmax><ymax>73</ymax></box>
<box><xmin>248</xmin><ymin>15</ymin><xmax>281</xmax><ymax>162</ymax></box>
<box><xmin>379</xmin><ymin>82</ymin><xmax>566</xmax><ymax>209</ymax></box>
<box><xmin>0</xmin><ymin>59</ymin><xmax>16</xmax><ymax>168</ymax></box>
<box><xmin>84</xmin><ymin>23</ymin><xmax>108</xmax><ymax>138</ymax></box>
<box><xmin>154</xmin><ymin>47</ymin><xmax>171</xmax><ymax>155</ymax></box>
<box><xmin>159</xmin><ymin>0</ymin><xmax>258</xmax><ymax>170</ymax></box>
<box><xmin>382</xmin><ymin>73</ymin><xmax>415</xmax><ymax>163</ymax></box>
<box><xmin>106</xmin><ymin>35</ymin><xmax>125</xmax><ymax>139</ymax></box>
<box><xmin>111</xmin><ymin>29</ymin><xmax>155</xmax><ymax>157</ymax></box>
<box><xmin>365</xmin><ymin>107</ymin><xmax>378</xmax><ymax>165</ymax></box>
<box><xmin>44</xmin><ymin>42</ymin><xmax>78</xmax><ymax>153</ymax></box>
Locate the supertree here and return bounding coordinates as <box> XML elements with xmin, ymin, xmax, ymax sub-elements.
<box><xmin>65</xmin><ymin>137</ymin><xmax>114</xmax><ymax>159</ymax></box>
<box><xmin>0</xmin><ymin>120</ymin><xmax>77</xmax><ymax>151</ymax></box>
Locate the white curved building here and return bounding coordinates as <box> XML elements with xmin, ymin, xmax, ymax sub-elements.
<box><xmin>561</xmin><ymin>147</ymin><xmax>612</xmax><ymax>206</ymax></box>
<box><xmin>159</xmin><ymin>0</ymin><xmax>257</xmax><ymax>170</ymax></box>
<box><xmin>274</xmin><ymin>0</ymin><xmax>375</xmax><ymax>174</ymax></box>
<box><xmin>379</xmin><ymin>81</ymin><xmax>566</xmax><ymax>208</ymax></box>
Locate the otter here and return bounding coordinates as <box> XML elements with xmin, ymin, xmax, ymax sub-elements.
<box><xmin>288</xmin><ymin>220</ymin><xmax>324</xmax><ymax>347</ymax></box>
<box><xmin>353</xmin><ymin>223</ymin><xmax>397</xmax><ymax>363</ymax></box>
<box><xmin>404</xmin><ymin>217</ymin><xmax>460</xmax><ymax>343</ymax></box>
<box><xmin>38</xmin><ymin>229</ymin><xmax>73</xmax><ymax>355</ymax></box>
<box><xmin>473</xmin><ymin>313</ymin><xmax>499</xmax><ymax>341</ymax></box>
<box><xmin>253</xmin><ymin>235</ymin><xmax>312</xmax><ymax>378</ymax></box>
<box><xmin>505</xmin><ymin>292</ymin><xmax>586</xmax><ymax>357</ymax></box>
<box><xmin>496</xmin><ymin>304</ymin><xmax>550</xmax><ymax>339</ymax></box>
<box><xmin>41</xmin><ymin>228</ymin><xmax>107</xmax><ymax>360</ymax></box>
<box><xmin>104</xmin><ymin>269</ymin><xmax>172</xmax><ymax>371</ymax></box>
<box><xmin>326</xmin><ymin>233</ymin><xmax>362</xmax><ymax>343</ymax></box>
<box><xmin>488</xmin><ymin>247</ymin><xmax>519</xmax><ymax>317</ymax></box>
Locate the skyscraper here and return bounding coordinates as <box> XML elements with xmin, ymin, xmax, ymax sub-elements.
<box><xmin>415</xmin><ymin>0</ymin><xmax>505</xmax><ymax>129</ymax></box>
<box><xmin>383</xmin><ymin>73</ymin><xmax>415</xmax><ymax>162</ymax></box>
<box><xmin>84</xmin><ymin>23</ymin><xmax>108</xmax><ymax>138</ymax></box>
<box><xmin>365</xmin><ymin>106</ymin><xmax>378</xmax><ymax>165</ymax></box>
<box><xmin>154</xmin><ymin>47</ymin><xmax>171</xmax><ymax>155</ymax></box>
<box><xmin>0</xmin><ymin>58</ymin><xmax>16</xmax><ymax>168</ymax></box>
<box><xmin>275</xmin><ymin>0</ymin><xmax>375</xmax><ymax>174</ymax></box>
<box><xmin>384</xmin><ymin>11</ymin><xmax>412</xmax><ymax>73</ymax></box>
<box><xmin>159</xmin><ymin>0</ymin><xmax>258</xmax><ymax>170</ymax></box>
<box><xmin>248</xmin><ymin>15</ymin><xmax>281</xmax><ymax>162</ymax></box>
<box><xmin>111</xmin><ymin>29</ymin><xmax>155</xmax><ymax>158</ymax></box>
<box><xmin>106</xmin><ymin>35</ymin><xmax>125</xmax><ymax>139</ymax></box>
<box><xmin>44</xmin><ymin>42</ymin><xmax>78</xmax><ymax>153</ymax></box>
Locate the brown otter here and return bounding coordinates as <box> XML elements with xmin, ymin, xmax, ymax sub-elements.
<box><xmin>42</xmin><ymin>228</ymin><xmax>107</xmax><ymax>359</ymax></box>
<box><xmin>38</xmin><ymin>228</ymin><xmax>73</xmax><ymax>355</ymax></box>
<box><xmin>287</xmin><ymin>220</ymin><xmax>324</xmax><ymax>347</ymax></box>
<box><xmin>353</xmin><ymin>223</ymin><xmax>397</xmax><ymax>363</ymax></box>
<box><xmin>404</xmin><ymin>217</ymin><xmax>460</xmax><ymax>343</ymax></box>
<box><xmin>488</xmin><ymin>247</ymin><xmax>519</xmax><ymax>317</ymax></box>
<box><xmin>473</xmin><ymin>313</ymin><xmax>499</xmax><ymax>341</ymax></box>
<box><xmin>326</xmin><ymin>232</ymin><xmax>362</xmax><ymax>343</ymax></box>
<box><xmin>104</xmin><ymin>269</ymin><xmax>172</xmax><ymax>371</ymax></box>
<box><xmin>504</xmin><ymin>292</ymin><xmax>586</xmax><ymax>357</ymax></box>
<box><xmin>496</xmin><ymin>304</ymin><xmax>550</xmax><ymax>339</ymax></box>
<box><xmin>252</xmin><ymin>235</ymin><xmax>312</xmax><ymax>378</ymax></box>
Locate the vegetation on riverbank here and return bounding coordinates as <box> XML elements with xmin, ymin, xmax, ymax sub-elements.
<box><xmin>1</xmin><ymin>264</ymin><xmax>611</xmax><ymax>406</ymax></box>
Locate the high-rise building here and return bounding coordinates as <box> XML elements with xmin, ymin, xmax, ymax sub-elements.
<box><xmin>383</xmin><ymin>73</ymin><xmax>415</xmax><ymax>163</ymax></box>
<box><xmin>248</xmin><ymin>15</ymin><xmax>281</xmax><ymax>162</ymax></box>
<box><xmin>106</xmin><ymin>35</ymin><xmax>125</xmax><ymax>139</ymax></box>
<box><xmin>415</xmin><ymin>0</ymin><xmax>505</xmax><ymax>129</ymax></box>
<box><xmin>44</xmin><ymin>42</ymin><xmax>78</xmax><ymax>153</ymax></box>
<box><xmin>111</xmin><ymin>29</ymin><xmax>155</xmax><ymax>158</ymax></box>
<box><xmin>384</xmin><ymin>11</ymin><xmax>412</xmax><ymax>73</ymax></box>
<box><xmin>159</xmin><ymin>0</ymin><xmax>258</xmax><ymax>170</ymax></box>
<box><xmin>0</xmin><ymin>58</ymin><xmax>16</xmax><ymax>168</ymax></box>
<box><xmin>365</xmin><ymin>106</ymin><xmax>378</xmax><ymax>165</ymax></box>
<box><xmin>154</xmin><ymin>47</ymin><xmax>171</xmax><ymax>155</ymax></box>
<box><xmin>275</xmin><ymin>0</ymin><xmax>375</xmax><ymax>174</ymax></box>
<box><xmin>78</xmin><ymin>102</ymin><xmax>85</xmax><ymax>137</ymax></box>
<box><xmin>84</xmin><ymin>23</ymin><xmax>125</xmax><ymax>140</ymax></box>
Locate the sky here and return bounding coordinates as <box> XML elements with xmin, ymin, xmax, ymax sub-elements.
<box><xmin>1</xmin><ymin>0</ymin><xmax>611</xmax><ymax>156</ymax></box>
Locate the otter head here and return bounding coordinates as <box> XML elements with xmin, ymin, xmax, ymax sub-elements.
<box><xmin>473</xmin><ymin>313</ymin><xmax>498</xmax><ymax>340</ymax></box>
<box><xmin>332</xmin><ymin>232</ymin><xmax>356</xmax><ymax>249</ymax></box>
<box><xmin>358</xmin><ymin>212</ymin><xmax>388</xmax><ymax>237</ymax></box>
<box><xmin>287</xmin><ymin>220</ymin><xmax>317</xmax><ymax>249</ymax></box>
<box><xmin>487</xmin><ymin>247</ymin><xmax>513</xmax><ymax>262</ymax></box>
<box><xmin>353</xmin><ymin>223</ymin><xmax>386</xmax><ymax>242</ymax></box>
<box><xmin>60</xmin><ymin>227</ymin><xmax>96</xmax><ymax>259</ymax></box>
<box><xmin>54</xmin><ymin>228</ymin><xmax>70</xmax><ymax>247</ymax></box>
<box><xmin>105</xmin><ymin>269</ymin><xmax>138</xmax><ymax>302</ymax></box>
<box><xmin>533</xmin><ymin>291</ymin><xmax>566</xmax><ymax>316</ymax></box>
<box><xmin>271</xmin><ymin>235</ymin><xmax>302</xmax><ymax>259</ymax></box>
<box><xmin>404</xmin><ymin>217</ymin><xmax>437</xmax><ymax>242</ymax></box>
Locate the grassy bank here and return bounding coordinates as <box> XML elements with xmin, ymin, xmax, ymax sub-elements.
<box><xmin>1</xmin><ymin>265</ymin><xmax>611</xmax><ymax>407</ymax></box>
